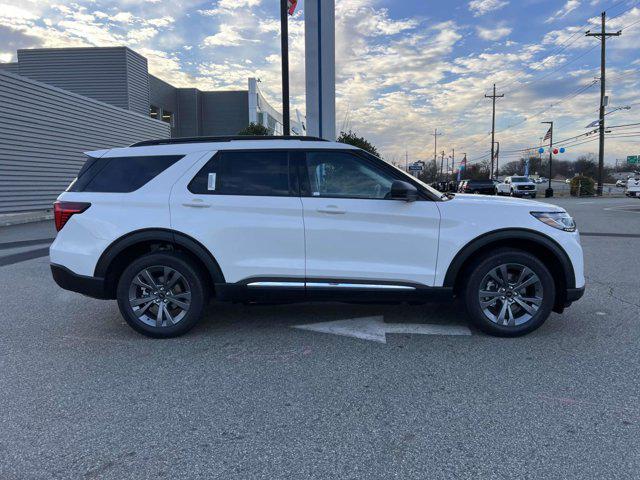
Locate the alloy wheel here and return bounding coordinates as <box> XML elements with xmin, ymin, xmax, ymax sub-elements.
<box><xmin>478</xmin><ymin>263</ymin><xmax>543</xmax><ymax>327</ymax></box>
<box><xmin>128</xmin><ymin>265</ymin><xmax>192</xmax><ymax>328</ymax></box>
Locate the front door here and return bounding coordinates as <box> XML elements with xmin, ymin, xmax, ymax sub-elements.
<box><xmin>299</xmin><ymin>150</ymin><xmax>441</xmax><ymax>287</ymax></box>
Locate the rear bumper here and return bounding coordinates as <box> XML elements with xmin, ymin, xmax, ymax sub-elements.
<box><xmin>51</xmin><ymin>264</ymin><xmax>110</xmax><ymax>299</ymax></box>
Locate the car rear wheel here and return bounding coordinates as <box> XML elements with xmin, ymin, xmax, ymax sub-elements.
<box><xmin>463</xmin><ymin>249</ymin><xmax>555</xmax><ymax>337</ymax></box>
<box><xmin>116</xmin><ymin>252</ymin><xmax>209</xmax><ymax>338</ymax></box>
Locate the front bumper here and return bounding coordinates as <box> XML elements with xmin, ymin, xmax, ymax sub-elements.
<box><xmin>51</xmin><ymin>264</ymin><xmax>110</xmax><ymax>299</ymax></box>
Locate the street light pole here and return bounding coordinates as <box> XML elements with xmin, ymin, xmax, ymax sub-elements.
<box><xmin>542</xmin><ymin>121</ymin><xmax>554</xmax><ymax>197</ymax></box>
<box><xmin>280</xmin><ymin>0</ymin><xmax>291</xmax><ymax>136</ymax></box>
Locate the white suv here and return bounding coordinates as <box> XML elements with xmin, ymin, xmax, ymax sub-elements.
<box><xmin>50</xmin><ymin>136</ymin><xmax>584</xmax><ymax>338</ymax></box>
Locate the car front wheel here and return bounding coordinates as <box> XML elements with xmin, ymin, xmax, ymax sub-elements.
<box><xmin>463</xmin><ymin>249</ymin><xmax>555</xmax><ymax>337</ymax></box>
<box><xmin>116</xmin><ymin>252</ymin><xmax>209</xmax><ymax>338</ymax></box>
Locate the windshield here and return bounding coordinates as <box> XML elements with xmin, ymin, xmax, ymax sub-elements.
<box><xmin>511</xmin><ymin>177</ymin><xmax>529</xmax><ymax>183</ymax></box>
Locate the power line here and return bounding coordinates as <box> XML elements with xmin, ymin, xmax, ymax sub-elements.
<box><xmin>496</xmin><ymin>79</ymin><xmax>598</xmax><ymax>134</ymax></box>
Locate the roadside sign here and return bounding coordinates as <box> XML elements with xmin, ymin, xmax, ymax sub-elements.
<box><xmin>627</xmin><ymin>155</ymin><xmax>638</xmax><ymax>164</ymax></box>
<box><xmin>408</xmin><ymin>164</ymin><xmax>423</xmax><ymax>172</ymax></box>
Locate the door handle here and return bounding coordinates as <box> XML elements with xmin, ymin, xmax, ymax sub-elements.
<box><xmin>317</xmin><ymin>206</ymin><xmax>346</xmax><ymax>214</ymax></box>
<box><xmin>182</xmin><ymin>199</ymin><xmax>211</xmax><ymax>208</ymax></box>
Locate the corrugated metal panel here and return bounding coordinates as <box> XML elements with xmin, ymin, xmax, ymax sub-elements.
<box><xmin>16</xmin><ymin>47</ymin><xmax>149</xmax><ymax>115</ymax></box>
<box><xmin>176</xmin><ymin>89</ymin><xmax>202</xmax><ymax>137</ymax></box>
<box><xmin>0</xmin><ymin>71</ymin><xmax>170</xmax><ymax>214</ymax></box>
<box><xmin>125</xmin><ymin>49</ymin><xmax>151</xmax><ymax>115</ymax></box>
<box><xmin>0</xmin><ymin>63</ymin><xmax>19</xmax><ymax>74</ymax></box>
<box><xmin>201</xmin><ymin>91</ymin><xmax>249</xmax><ymax>136</ymax></box>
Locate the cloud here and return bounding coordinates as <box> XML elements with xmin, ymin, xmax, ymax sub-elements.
<box><xmin>469</xmin><ymin>0</ymin><xmax>509</xmax><ymax>17</ymax></box>
<box><xmin>0</xmin><ymin>0</ymin><xmax>637</xmax><ymax>163</ymax></box>
<box><xmin>202</xmin><ymin>24</ymin><xmax>255</xmax><ymax>47</ymax></box>
<box><xmin>545</xmin><ymin>1</ymin><xmax>581</xmax><ymax>23</ymax></box>
<box><xmin>477</xmin><ymin>26</ymin><xmax>512</xmax><ymax>41</ymax></box>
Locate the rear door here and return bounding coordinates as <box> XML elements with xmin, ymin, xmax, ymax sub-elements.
<box><xmin>169</xmin><ymin>149</ymin><xmax>305</xmax><ymax>283</ymax></box>
<box><xmin>299</xmin><ymin>150</ymin><xmax>441</xmax><ymax>287</ymax></box>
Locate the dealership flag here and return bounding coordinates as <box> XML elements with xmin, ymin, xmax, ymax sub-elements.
<box><xmin>288</xmin><ymin>0</ymin><xmax>298</xmax><ymax>15</ymax></box>
<box><xmin>543</xmin><ymin>127</ymin><xmax>552</xmax><ymax>142</ymax></box>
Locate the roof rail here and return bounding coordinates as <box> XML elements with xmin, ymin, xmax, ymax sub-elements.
<box><xmin>130</xmin><ymin>135</ymin><xmax>328</xmax><ymax>147</ymax></box>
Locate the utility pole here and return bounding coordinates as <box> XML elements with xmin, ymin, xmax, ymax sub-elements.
<box><xmin>586</xmin><ymin>12</ymin><xmax>621</xmax><ymax>195</ymax></box>
<box><xmin>451</xmin><ymin>148</ymin><xmax>455</xmax><ymax>180</ymax></box>
<box><xmin>405</xmin><ymin>150</ymin><xmax>409</xmax><ymax>173</ymax></box>
<box><xmin>485</xmin><ymin>84</ymin><xmax>504</xmax><ymax>179</ymax></box>
<box><xmin>494</xmin><ymin>142</ymin><xmax>500</xmax><ymax>179</ymax></box>
<box><xmin>440</xmin><ymin>150</ymin><xmax>445</xmax><ymax>182</ymax></box>
<box><xmin>280</xmin><ymin>0</ymin><xmax>291</xmax><ymax>135</ymax></box>
<box><xmin>431</xmin><ymin>129</ymin><xmax>443</xmax><ymax>180</ymax></box>
<box><xmin>542</xmin><ymin>121</ymin><xmax>554</xmax><ymax>197</ymax></box>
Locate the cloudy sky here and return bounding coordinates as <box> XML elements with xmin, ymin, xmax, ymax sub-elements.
<box><xmin>1</xmin><ymin>0</ymin><xmax>639</xmax><ymax>166</ymax></box>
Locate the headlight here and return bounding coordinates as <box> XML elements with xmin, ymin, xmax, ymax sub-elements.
<box><xmin>531</xmin><ymin>211</ymin><xmax>576</xmax><ymax>232</ymax></box>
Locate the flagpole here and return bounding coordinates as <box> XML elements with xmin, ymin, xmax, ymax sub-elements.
<box><xmin>280</xmin><ymin>0</ymin><xmax>291</xmax><ymax>136</ymax></box>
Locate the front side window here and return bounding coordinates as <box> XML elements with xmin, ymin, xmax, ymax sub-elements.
<box><xmin>189</xmin><ymin>150</ymin><xmax>293</xmax><ymax>196</ymax></box>
<box><xmin>304</xmin><ymin>151</ymin><xmax>394</xmax><ymax>199</ymax></box>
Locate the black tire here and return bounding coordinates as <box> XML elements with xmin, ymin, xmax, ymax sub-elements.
<box><xmin>116</xmin><ymin>252</ymin><xmax>209</xmax><ymax>338</ymax></box>
<box><xmin>531</xmin><ymin>193</ymin><xmax>537</xmax><ymax>199</ymax></box>
<box><xmin>463</xmin><ymin>248</ymin><xmax>555</xmax><ymax>337</ymax></box>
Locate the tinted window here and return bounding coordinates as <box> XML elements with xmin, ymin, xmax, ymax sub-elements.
<box><xmin>68</xmin><ymin>155</ymin><xmax>183</xmax><ymax>193</ymax></box>
<box><xmin>189</xmin><ymin>151</ymin><xmax>292</xmax><ymax>196</ymax></box>
<box><xmin>511</xmin><ymin>177</ymin><xmax>529</xmax><ymax>183</ymax></box>
<box><xmin>304</xmin><ymin>151</ymin><xmax>395</xmax><ymax>199</ymax></box>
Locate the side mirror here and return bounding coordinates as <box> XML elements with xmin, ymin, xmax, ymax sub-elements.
<box><xmin>390</xmin><ymin>180</ymin><xmax>418</xmax><ymax>202</ymax></box>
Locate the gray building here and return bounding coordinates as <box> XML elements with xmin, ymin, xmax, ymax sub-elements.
<box><xmin>0</xmin><ymin>70</ymin><xmax>170</xmax><ymax>214</ymax></box>
<box><xmin>0</xmin><ymin>47</ymin><xmax>298</xmax><ymax>214</ymax></box>
<box><xmin>1</xmin><ymin>47</ymin><xmax>294</xmax><ymax>138</ymax></box>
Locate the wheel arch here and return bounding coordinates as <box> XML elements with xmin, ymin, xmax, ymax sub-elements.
<box><xmin>443</xmin><ymin>228</ymin><xmax>576</xmax><ymax>311</ymax></box>
<box><xmin>94</xmin><ymin>228</ymin><xmax>225</xmax><ymax>299</ymax></box>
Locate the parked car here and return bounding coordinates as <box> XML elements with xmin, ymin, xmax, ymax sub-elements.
<box><xmin>535</xmin><ymin>177</ymin><xmax>547</xmax><ymax>184</ymax></box>
<box><xmin>616</xmin><ymin>179</ymin><xmax>627</xmax><ymax>188</ymax></box>
<box><xmin>50</xmin><ymin>136</ymin><xmax>584</xmax><ymax>338</ymax></box>
<box><xmin>457</xmin><ymin>179</ymin><xmax>497</xmax><ymax>195</ymax></box>
<box><xmin>497</xmin><ymin>176</ymin><xmax>537</xmax><ymax>198</ymax></box>
<box><xmin>626</xmin><ymin>174</ymin><xmax>640</xmax><ymax>198</ymax></box>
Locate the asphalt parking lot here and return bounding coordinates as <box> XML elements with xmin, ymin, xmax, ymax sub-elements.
<box><xmin>1</xmin><ymin>196</ymin><xmax>639</xmax><ymax>479</ymax></box>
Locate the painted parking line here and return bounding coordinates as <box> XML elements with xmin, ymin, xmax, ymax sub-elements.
<box><xmin>581</xmin><ymin>232</ymin><xmax>640</xmax><ymax>238</ymax></box>
<box><xmin>0</xmin><ymin>238</ymin><xmax>54</xmax><ymax>250</ymax></box>
<box><xmin>0</xmin><ymin>248</ymin><xmax>49</xmax><ymax>267</ymax></box>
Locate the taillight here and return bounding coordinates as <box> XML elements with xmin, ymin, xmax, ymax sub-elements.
<box><xmin>54</xmin><ymin>201</ymin><xmax>91</xmax><ymax>231</ymax></box>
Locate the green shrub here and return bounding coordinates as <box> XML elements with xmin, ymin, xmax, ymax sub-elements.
<box><xmin>238</xmin><ymin>122</ymin><xmax>271</xmax><ymax>136</ymax></box>
<box><xmin>570</xmin><ymin>175</ymin><xmax>595</xmax><ymax>196</ymax></box>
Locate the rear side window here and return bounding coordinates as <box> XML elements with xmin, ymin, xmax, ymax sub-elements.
<box><xmin>189</xmin><ymin>151</ymin><xmax>294</xmax><ymax>196</ymax></box>
<box><xmin>68</xmin><ymin>155</ymin><xmax>183</xmax><ymax>193</ymax></box>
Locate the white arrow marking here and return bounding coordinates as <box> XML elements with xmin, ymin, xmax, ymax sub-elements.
<box><xmin>292</xmin><ymin>316</ymin><xmax>472</xmax><ymax>343</ymax></box>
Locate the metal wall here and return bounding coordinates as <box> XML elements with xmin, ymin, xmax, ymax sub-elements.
<box><xmin>16</xmin><ymin>47</ymin><xmax>149</xmax><ymax>116</ymax></box>
<box><xmin>0</xmin><ymin>71</ymin><xmax>170</xmax><ymax>214</ymax></box>
<box><xmin>201</xmin><ymin>91</ymin><xmax>249</xmax><ymax>136</ymax></box>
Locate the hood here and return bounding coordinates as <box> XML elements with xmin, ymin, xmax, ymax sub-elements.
<box><xmin>451</xmin><ymin>193</ymin><xmax>561</xmax><ymax>211</ymax></box>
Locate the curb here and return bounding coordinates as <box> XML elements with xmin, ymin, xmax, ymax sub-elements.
<box><xmin>0</xmin><ymin>211</ymin><xmax>53</xmax><ymax>227</ymax></box>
